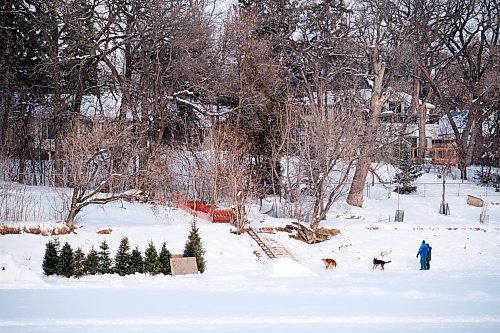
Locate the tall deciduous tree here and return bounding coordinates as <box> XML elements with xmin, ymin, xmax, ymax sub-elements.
<box><xmin>0</xmin><ymin>1</ymin><xmax>50</xmax><ymax>183</ymax></box>
<box><xmin>347</xmin><ymin>0</ymin><xmax>403</xmax><ymax>207</ymax></box>
<box><xmin>60</xmin><ymin>0</ymin><xmax>99</xmax><ymax>116</ymax></box>
<box><xmin>284</xmin><ymin>1</ymin><xmax>365</xmax><ymax>234</ymax></box>
<box><xmin>224</xmin><ymin>3</ymin><xmax>291</xmax><ymax>196</ymax></box>
<box><xmin>424</xmin><ymin>0</ymin><xmax>499</xmax><ymax>179</ymax></box>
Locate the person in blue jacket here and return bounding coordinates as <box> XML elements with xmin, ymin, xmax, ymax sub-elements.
<box><xmin>426</xmin><ymin>243</ymin><xmax>432</xmax><ymax>270</ymax></box>
<box><xmin>416</xmin><ymin>240</ymin><xmax>430</xmax><ymax>270</ymax></box>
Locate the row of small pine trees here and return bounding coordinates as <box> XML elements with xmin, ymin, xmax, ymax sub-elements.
<box><xmin>42</xmin><ymin>222</ymin><xmax>205</xmax><ymax>278</ymax></box>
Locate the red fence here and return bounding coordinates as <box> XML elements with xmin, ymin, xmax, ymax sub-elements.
<box><xmin>177</xmin><ymin>197</ymin><xmax>233</xmax><ymax>223</ymax></box>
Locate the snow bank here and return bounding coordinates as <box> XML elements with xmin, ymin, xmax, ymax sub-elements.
<box><xmin>260</xmin><ymin>258</ymin><xmax>316</xmax><ymax>278</ymax></box>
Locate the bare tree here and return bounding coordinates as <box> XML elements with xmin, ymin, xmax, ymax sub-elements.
<box><xmin>416</xmin><ymin>0</ymin><xmax>499</xmax><ymax>179</ymax></box>
<box><xmin>391</xmin><ymin>0</ymin><xmax>448</xmax><ymax>165</ymax></box>
<box><xmin>218</xmin><ymin>127</ymin><xmax>256</xmax><ymax>231</ymax></box>
<box><xmin>221</xmin><ymin>4</ymin><xmax>291</xmax><ymax>197</ymax></box>
<box><xmin>61</xmin><ymin>120</ymin><xmax>144</xmax><ymax>228</ymax></box>
<box><xmin>346</xmin><ymin>0</ymin><xmax>406</xmax><ymax>208</ymax></box>
<box><xmin>438</xmin><ymin>148</ymin><xmax>457</xmax><ymax>215</ymax></box>
<box><xmin>264</xmin><ymin>1</ymin><xmax>364</xmax><ymax>240</ymax></box>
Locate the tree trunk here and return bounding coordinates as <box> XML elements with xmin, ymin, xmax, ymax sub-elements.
<box><xmin>458</xmin><ymin>160</ymin><xmax>468</xmax><ymax>181</ymax></box>
<box><xmin>73</xmin><ymin>88</ymin><xmax>83</xmax><ymax>115</ymax></box>
<box><xmin>234</xmin><ymin>191</ymin><xmax>247</xmax><ymax>232</ymax></box>
<box><xmin>441</xmin><ymin>170</ymin><xmax>446</xmax><ymax>208</ymax></box>
<box><xmin>417</xmin><ymin>103</ymin><xmax>427</xmax><ymax>164</ymax></box>
<box><xmin>347</xmin><ymin>48</ymin><xmax>388</xmax><ymax>208</ymax></box>
<box><xmin>412</xmin><ymin>79</ymin><xmax>430</xmax><ymax>166</ymax></box>
<box><xmin>65</xmin><ymin>208</ymin><xmax>77</xmax><ymax>229</ymax></box>
<box><xmin>211</xmin><ymin>116</ymin><xmax>220</xmax><ymax>219</ymax></box>
<box><xmin>465</xmin><ymin>106</ymin><xmax>482</xmax><ymax>168</ymax></box>
<box><xmin>48</xmin><ymin>4</ymin><xmax>64</xmax><ymax>187</ymax></box>
<box><xmin>65</xmin><ymin>187</ymin><xmax>80</xmax><ymax>229</ymax></box>
<box><xmin>53</xmin><ymin>82</ymin><xmax>64</xmax><ymax>187</ymax></box>
<box><xmin>138</xmin><ymin>141</ymin><xmax>149</xmax><ymax>192</ymax></box>
<box><xmin>1</xmin><ymin>65</ymin><xmax>10</xmax><ymax>148</ymax></box>
<box><xmin>18</xmin><ymin>94</ymin><xmax>34</xmax><ymax>184</ymax></box>
<box><xmin>18</xmin><ymin>157</ymin><xmax>26</xmax><ymax>184</ymax></box>
<box><xmin>347</xmin><ymin>157</ymin><xmax>370</xmax><ymax>207</ymax></box>
<box><xmin>1</xmin><ymin>0</ymin><xmax>12</xmax><ymax>148</ymax></box>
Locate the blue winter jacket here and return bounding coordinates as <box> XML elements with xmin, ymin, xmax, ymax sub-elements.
<box><xmin>417</xmin><ymin>243</ymin><xmax>429</xmax><ymax>258</ymax></box>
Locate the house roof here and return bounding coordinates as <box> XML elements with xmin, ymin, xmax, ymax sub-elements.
<box><xmin>360</xmin><ymin>88</ymin><xmax>436</xmax><ymax>109</ymax></box>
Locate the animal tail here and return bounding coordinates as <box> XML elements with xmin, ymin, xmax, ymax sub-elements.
<box><xmin>386</xmin><ymin>260</ymin><xmax>392</xmax><ymax>263</ymax></box>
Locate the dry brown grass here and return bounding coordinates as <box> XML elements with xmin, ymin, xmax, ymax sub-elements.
<box><xmin>0</xmin><ymin>224</ymin><xmax>74</xmax><ymax>236</ymax></box>
<box><xmin>316</xmin><ymin>227</ymin><xmax>341</xmax><ymax>236</ymax></box>
<box><xmin>96</xmin><ymin>228</ymin><xmax>113</xmax><ymax>234</ymax></box>
<box><xmin>0</xmin><ymin>225</ymin><xmax>22</xmax><ymax>235</ymax></box>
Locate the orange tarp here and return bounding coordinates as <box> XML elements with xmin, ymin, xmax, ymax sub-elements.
<box><xmin>177</xmin><ymin>197</ymin><xmax>233</xmax><ymax>223</ymax></box>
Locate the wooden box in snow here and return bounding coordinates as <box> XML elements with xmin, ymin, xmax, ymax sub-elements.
<box><xmin>170</xmin><ymin>257</ymin><xmax>198</xmax><ymax>276</ymax></box>
<box><xmin>467</xmin><ymin>195</ymin><xmax>484</xmax><ymax>207</ymax></box>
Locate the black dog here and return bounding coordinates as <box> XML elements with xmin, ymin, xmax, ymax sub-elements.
<box><xmin>372</xmin><ymin>258</ymin><xmax>391</xmax><ymax>270</ymax></box>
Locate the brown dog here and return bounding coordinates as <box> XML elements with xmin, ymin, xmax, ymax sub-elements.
<box><xmin>322</xmin><ymin>258</ymin><xmax>337</xmax><ymax>269</ymax></box>
<box><xmin>372</xmin><ymin>258</ymin><xmax>391</xmax><ymax>270</ymax></box>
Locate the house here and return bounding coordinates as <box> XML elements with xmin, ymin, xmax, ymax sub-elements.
<box><xmin>367</xmin><ymin>89</ymin><xmax>457</xmax><ymax>165</ymax></box>
<box><xmin>377</xmin><ymin>89</ymin><xmax>439</xmax><ymax>148</ymax></box>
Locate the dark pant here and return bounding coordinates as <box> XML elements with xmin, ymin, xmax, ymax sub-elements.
<box><xmin>420</xmin><ymin>256</ymin><xmax>427</xmax><ymax>270</ymax></box>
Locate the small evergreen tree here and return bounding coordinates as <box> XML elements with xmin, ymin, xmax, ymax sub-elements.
<box><xmin>84</xmin><ymin>247</ymin><xmax>98</xmax><ymax>275</ymax></box>
<box><xmin>97</xmin><ymin>240</ymin><xmax>113</xmax><ymax>274</ymax></box>
<box><xmin>73</xmin><ymin>247</ymin><xmax>85</xmax><ymax>278</ymax></box>
<box><xmin>42</xmin><ymin>240</ymin><xmax>59</xmax><ymax>276</ymax></box>
<box><xmin>53</xmin><ymin>237</ymin><xmax>61</xmax><ymax>275</ymax></box>
<box><xmin>143</xmin><ymin>241</ymin><xmax>161</xmax><ymax>275</ymax></box>
<box><xmin>158</xmin><ymin>242</ymin><xmax>172</xmax><ymax>275</ymax></box>
<box><xmin>129</xmin><ymin>247</ymin><xmax>143</xmax><ymax>274</ymax></box>
<box><xmin>394</xmin><ymin>150</ymin><xmax>422</xmax><ymax>194</ymax></box>
<box><xmin>183</xmin><ymin>222</ymin><xmax>206</xmax><ymax>273</ymax></box>
<box><xmin>58</xmin><ymin>242</ymin><xmax>74</xmax><ymax>278</ymax></box>
<box><xmin>114</xmin><ymin>236</ymin><xmax>131</xmax><ymax>276</ymax></box>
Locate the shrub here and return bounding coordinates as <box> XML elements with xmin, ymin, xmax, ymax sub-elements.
<box><xmin>84</xmin><ymin>247</ymin><xmax>99</xmax><ymax>275</ymax></box>
<box><xmin>42</xmin><ymin>239</ymin><xmax>59</xmax><ymax>276</ymax></box>
<box><xmin>58</xmin><ymin>242</ymin><xmax>74</xmax><ymax>278</ymax></box>
<box><xmin>114</xmin><ymin>237</ymin><xmax>131</xmax><ymax>276</ymax></box>
<box><xmin>143</xmin><ymin>241</ymin><xmax>161</xmax><ymax>275</ymax></box>
<box><xmin>130</xmin><ymin>247</ymin><xmax>144</xmax><ymax>274</ymax></box>
<box><xmin>97</xmin><ymin>240</ymin><xmax>113</xmax><ymax>274</ymax></box>
<box><xmin>183</xmin><ymin>222</ymin><xmax>206</xmax><ymax>273</ymax></box>
<box><xmin>159</xmin><ymin>242</ymin><xmax>171</xmax><ymax>275</ymax></box>
<box><xmin>73</xmin><ymin>247</ymin><xmax>85</xmax><ymax>278</ymax></box>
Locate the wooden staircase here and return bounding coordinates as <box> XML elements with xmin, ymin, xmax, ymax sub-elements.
<box><xmin>247</xmin><ymin>228</ymin><xmax>276</xmax><ymax>259</ymax></box>
<box><xmin>247</xmin><ymin>228</ymin><xmax>296</xmax><ymax>260</ymax></box>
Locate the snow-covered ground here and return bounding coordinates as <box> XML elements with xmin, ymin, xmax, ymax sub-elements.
<box><xmin>1</xmin><ymin>171</ymin><xmax>500</xmax><ymax>332</ymax></box>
